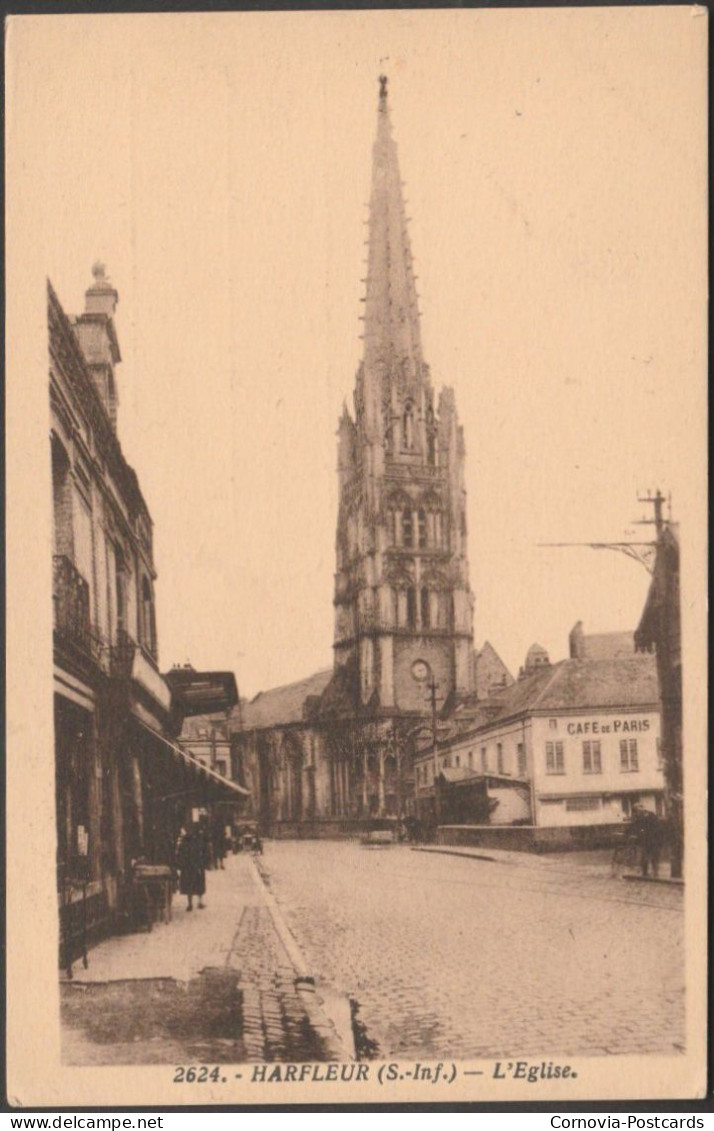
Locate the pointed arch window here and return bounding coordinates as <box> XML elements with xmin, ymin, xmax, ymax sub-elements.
<box><xmin>402</xmin><ymin>509</ymin><xmax>414</xmax><ymax>548</ymax></box>
<box><xmin>406</xmin><ymin>587</ymin><xmax>417</xmax><ymax>629</ymax></box>
<box><xmin>391</xmin><ymin>587</ymin><xmax>400</xmax><ymax>627</ymax></box>
<box><xmin>418</xmin><ymin>508</ymin><xmax>427</xmax><ymax>548</ymax></box>
<box><xmin>425</xmin><ymin>405</ymin><xmax>437</xmax><ymax>465</ymax></box>
<box><xmin>402</xmin><ymin>402</ymin><xmax>415</xmax><ymax>451</ymax></box>
<box><xmin>420</xmin><ymin>587</ymin><xmax>431</xmax><ymax>629</ymax></box>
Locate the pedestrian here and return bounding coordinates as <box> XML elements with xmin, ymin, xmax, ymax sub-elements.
<box><xmin>632</xmin><ymin>805</ymin><xmax>663</xmax><ymax>879</ymax></box>
<box><xmin>176</xmin><ymin>823</ymin><xmax>208</xmax><ymax>911</ymax></box>
<box><xmin>214</xmin><ymin>824</ymin><xmax>227</xmax><ymax>869</ymax></box>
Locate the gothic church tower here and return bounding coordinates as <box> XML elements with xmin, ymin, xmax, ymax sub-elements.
<box><xmin>333</xmin><ymin>77</ymin><xmax>474</xmax><ymax>713</ymax></box>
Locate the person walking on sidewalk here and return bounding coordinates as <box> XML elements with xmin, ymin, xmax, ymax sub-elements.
<box><xmin>177</xmin><ymin>823</ymin><xmax>208</xmax><ymax>911</ymax></box>
<box><xmin>632</xmin><ymin>805</ymin><xmax>665</xmax><ymax>879</ymax></box>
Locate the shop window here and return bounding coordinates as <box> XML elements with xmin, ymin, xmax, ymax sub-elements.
<box><xmin>545</xmin><ymin>741</ymin><xmax>565</xmax><ymax>775</ymax></box>
<box><xmin>621</xmin><ymin>796</ymin><xmax>636</xmax><ymax>818</ymax></box>
<box><xmin>620</xmin><ymin>739</ymin><xmax>639</xmax><ymax>772</ymax></box>
<box><xmin>565</xmin><ymin>797</ymin><xmax>600</xmax><ymax>812</ymax></box>
<box><xmin>583</xmin><ymin>740</ymin><xmax>602</xmax><ymax>774</ymax></box>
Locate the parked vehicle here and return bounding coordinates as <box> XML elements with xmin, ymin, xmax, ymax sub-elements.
<box><xmin>360</xmin><ymin>817</ymin><xmax>399</xmax><ymax>846</ymax></box>
<box><xmin>236</xmin><ymin>823</ymin><xmax>262</xmax><ymax>854</ymax></box>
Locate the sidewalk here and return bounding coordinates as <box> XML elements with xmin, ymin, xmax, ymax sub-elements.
<box><xmin>60</xmin><ymin>852</ymin><xmax>347</xmax><ymax>1064</ymax></box>
<box><xmin>65</xmin><ymin>850</ymin><xmax>258</xmax><ymax>984</ymax></box>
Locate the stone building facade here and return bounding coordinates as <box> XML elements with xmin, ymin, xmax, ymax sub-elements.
<box><xmin>332</xmin><ymin>78</ymin><xmax>474</xmax><ymax>714</ymax></box>
<box><xmin>51</xmin><ymin>267</ymin><xmax>242</xmax><ymax>961</ymax></box>
<box><xmin>414</xmin><ymin>626</ymin><xmax>663</xmax><ymax>842</ymax></box>
<box><xmin>232</xmin><ymin>78</ymin><xmax>485</xmax><ymax>829</ymax></box>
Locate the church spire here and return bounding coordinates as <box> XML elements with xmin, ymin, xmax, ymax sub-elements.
<box><xmin>362</xmin><ymin>75</ymin><xmax>424</xmax><ymax>384</ymax></box>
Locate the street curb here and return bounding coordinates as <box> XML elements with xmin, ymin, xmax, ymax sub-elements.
<box><xmin>622</xmin><ymin>873</ymin><xmax>685</xmax><ymax>887</ymax></box>
<box><xmin>411</xmin><ymin>845</ymin><xmax>504</xmax><ymax>865</ymax></box>
<box><xmin>248</xmin><ymin>857</ymin><xmax>354</xmax><ymax>1061</ymax></box>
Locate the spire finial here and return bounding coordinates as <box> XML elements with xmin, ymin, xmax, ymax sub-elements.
<box><xmin>379</xmin><ymin>74</ymin><xmax>388</xmax><ymax>101</ymax></box>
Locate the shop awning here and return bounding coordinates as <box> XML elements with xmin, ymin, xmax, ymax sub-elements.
<box><xmin>135</xmin><ymin>719</ymin><xmax>250</xmax><ymax>798</ymax></box>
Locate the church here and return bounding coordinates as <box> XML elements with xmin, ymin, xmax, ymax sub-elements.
<box><xmin>231</xmin><ymin>78</ymin><xmax>511</xmax><ymax>831</ymax></box>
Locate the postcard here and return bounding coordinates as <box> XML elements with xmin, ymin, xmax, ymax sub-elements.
<box><xmin>4</xmin><ymin>6</ymin><xmax>707</xmax><ymax>1107</ymax></box>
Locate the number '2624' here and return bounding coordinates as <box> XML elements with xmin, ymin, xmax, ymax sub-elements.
<box><xmin>173</xmin><ymin>1066</ymin><xmax>223</xmax><ymax>1084</ymax></box>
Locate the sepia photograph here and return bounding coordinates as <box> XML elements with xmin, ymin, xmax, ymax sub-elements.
<box><xmin>4</xmin><ymin>6</ymin><xmax>708</xmax><ymax>1107</ymax></box>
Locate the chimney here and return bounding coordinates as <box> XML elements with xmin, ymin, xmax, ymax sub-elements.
<box><xmin>569</xmin><ymin>620</ymin><xmax>585</xmax><ymax>660</ymax></box>
<box><xmin>74</xmin><ymin>263</ymin><xmax>121</xmax><ymax>430</ymax></box>
<box><xmin>84</xmin><ymin>261</ymin><xmax>119</xmax><ymax>317</ymax></box>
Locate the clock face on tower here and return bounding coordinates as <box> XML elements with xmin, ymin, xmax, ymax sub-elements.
<box><xmin>411</xmin><ymin>659</ymin><xmax>430</xmax><ymax>683</ymax></box>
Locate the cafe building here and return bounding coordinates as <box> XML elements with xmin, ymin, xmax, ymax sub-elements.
<box><xmin>50</xmin><ymin>268</ymin><xmax>246</xmax><ymax>967</ymax></box>
<box><xmin>414</xmin><ymin>626</ymin><xmax>663</xmax><ymax>837</ymax></box>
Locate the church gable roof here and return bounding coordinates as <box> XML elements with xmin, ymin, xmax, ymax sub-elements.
<box><xmin>238</xmin><ymin>669</ymin><xmax>333</xmax><ymax>730</ymax></box>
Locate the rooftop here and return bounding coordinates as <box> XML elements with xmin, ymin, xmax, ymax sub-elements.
<box><xmin>238</xmin><ymin>669</ymin><xmax>333</xmax><ymax>730</ymax></box>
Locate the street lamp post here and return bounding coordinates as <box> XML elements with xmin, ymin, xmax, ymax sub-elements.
<box><xmin>411</xmin><ymin>659</ymin><xmax>440</xmax><ymax>828</ymax></box>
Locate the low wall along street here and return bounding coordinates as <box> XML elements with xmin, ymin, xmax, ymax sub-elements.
<box><xmin>436</xmin><ymin>823</ymin><xmax>627</xmax><ymax>853</ymax></box>
<box><xmin>264</xmin><ymin>819</ymin><xmax>625</xmax><ymax>852</ymax></box>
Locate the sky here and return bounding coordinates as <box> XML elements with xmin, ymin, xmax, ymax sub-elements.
<box><xmin>8</xmin><ymin>8</ymin><xmax>707</xmax><ymax>698</ymax></box>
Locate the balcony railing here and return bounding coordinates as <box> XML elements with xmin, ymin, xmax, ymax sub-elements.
<box><xmin>53</xmin><ymin>556</ymin><xmax>95</xmax><ymax>657</ymax></box>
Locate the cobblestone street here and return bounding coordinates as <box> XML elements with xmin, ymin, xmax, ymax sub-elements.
<box><xmin>259</xmin><ymin>841</ymin><xmax>685</xmax><ymax>1061</ymax></box>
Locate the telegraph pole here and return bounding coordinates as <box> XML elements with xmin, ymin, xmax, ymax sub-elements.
<box><xmin>541</xmin><ymin>490</ymin><xmax>683</xmax><ymax>878</ymax></box>
<box><xmin>411</xmin><ymin>659</ymin><xmax>441</xmax><ymax>829</ymax></box>
<box><xmin>429</xmin><ymin>673</ymin><xmax>440</xmax><ymax>827</ymax></box>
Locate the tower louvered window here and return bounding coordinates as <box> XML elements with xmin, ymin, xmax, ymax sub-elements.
<box><xmin>406</xmin><ymin>587</ymin><xmax>417</xmax><ymax>629</ymax></box>
<box><xmin>418</xmin><ymin>508</ymin><xmax>427</xmax><ymax>548</ymax></box>
<box><xmin>420</xmin><ymin>587</ymin><xmax>430</xmax><ymax>628</ymax></box>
